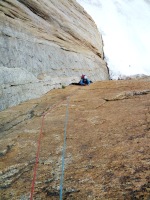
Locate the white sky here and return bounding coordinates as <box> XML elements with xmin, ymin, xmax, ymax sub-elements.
<box><xmin>77</xmin><ymin>0</ymin><xmax>150</xmax><ymax>78</ymax></box>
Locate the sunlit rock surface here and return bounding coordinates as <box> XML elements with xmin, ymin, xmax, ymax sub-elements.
<box><xmin>0</xmin><ymin>79</ymin><xmax>150</xmax><ymax>199</ymax></box>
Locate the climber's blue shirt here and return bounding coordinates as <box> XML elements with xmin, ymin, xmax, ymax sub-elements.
<box><xmin>79</xmin><ymin>78</ymin><xmax>90</xmax><ymax>85</ymax></box>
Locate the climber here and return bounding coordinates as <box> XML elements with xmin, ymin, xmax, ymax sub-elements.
<box><xmin>79</xmin><ymin>75</ymin><xmax>91</xmax><ymax>86</ymax></box>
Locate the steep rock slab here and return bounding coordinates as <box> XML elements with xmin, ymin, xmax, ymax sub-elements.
<box><xmin>0</xmin><ymin>0</ymin><xmax>109</xmax><ymax>111</ymax></box>
<box><xmin>0</xmin><ymin>79</ymin><xmax>150</xmax><ymax>199</ymax></box>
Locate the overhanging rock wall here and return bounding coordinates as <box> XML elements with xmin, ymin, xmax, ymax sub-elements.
<box><xmin>0</xmin><ymin>0</ymin><xmax>109</xmax><ymax>111</ymax></box>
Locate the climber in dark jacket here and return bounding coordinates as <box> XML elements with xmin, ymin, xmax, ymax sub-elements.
<box><xmin>79</xmin><ymin>75</ymin><xmax>91</xmax><ymax>86</ymax></box>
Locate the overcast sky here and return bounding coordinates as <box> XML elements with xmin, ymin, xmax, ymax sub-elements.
<box><xmin>77</xmin><ymin>0</ymin><xmax>150</xmax><ymax>78</ymax></box>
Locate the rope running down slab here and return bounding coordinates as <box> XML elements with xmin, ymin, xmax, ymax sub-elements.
<box><xmin>30</xmin><ymin>88</ymin><xmax>79</xmax><ymax>200</ymax></box>
<box><xmin>59</xmin><ymin>97</ymin><xmax>70</xmax><ymax>200</ymax></box>
<box><xmin>30</xmin><ymin>99</ymin><xmax>67</xmax><ymax>200</ymax></box>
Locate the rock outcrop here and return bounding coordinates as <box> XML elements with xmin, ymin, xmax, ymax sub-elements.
<box><xmin>0</xmin><ymin>79</ymin><xmax>150</xmax><ymax>199</ymax></box>
<box><xmin>0</xmin><ymin>0</ymin><xmax>109</xmax><ymax>111</ymax></box>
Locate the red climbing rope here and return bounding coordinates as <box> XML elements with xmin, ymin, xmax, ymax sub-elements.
<box><xmin>30</xmin><ymin>114</ymin><xmax>45</xmax><ymax>200</ymax></box>
<box><xmin>30</xmin><ymin>88</ymin><xmax>79</xmax><ymax>200</ymax></box>
<box><xmin>30</xmin><ymin>100</ymin><xmax>64</xmax><ymax>200</ymax></box>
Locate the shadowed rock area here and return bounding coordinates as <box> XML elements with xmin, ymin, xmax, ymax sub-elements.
<box><xmin>0</xmin><ymin>0</ymin><xmax>109</xmax><ymax>111</ymax></box>
<box><xmin>0</xmin><ymin>79</ymin><xmax>150</xmax><ymax>199</ymax></box>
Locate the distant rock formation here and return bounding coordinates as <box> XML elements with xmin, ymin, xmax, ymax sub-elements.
<box><xmin>118</xmin><ymin>74</ymin><xmax>150</xmax><ymax>80</ymax></box>
<box><xmin>0</xmin><ymin>0</ymin><xmax>109</xmax><ymax>111</ymax></box>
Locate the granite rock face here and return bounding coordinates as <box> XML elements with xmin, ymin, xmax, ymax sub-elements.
<box><xmin>0</xmin><ymin>0</ymin><xmax>109</xmax><ymax>111</ymax></box>
<box><xmin>0</xmin><ymin>79</ymin><xmax>150</xmax><ymax>199</ymax></box>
